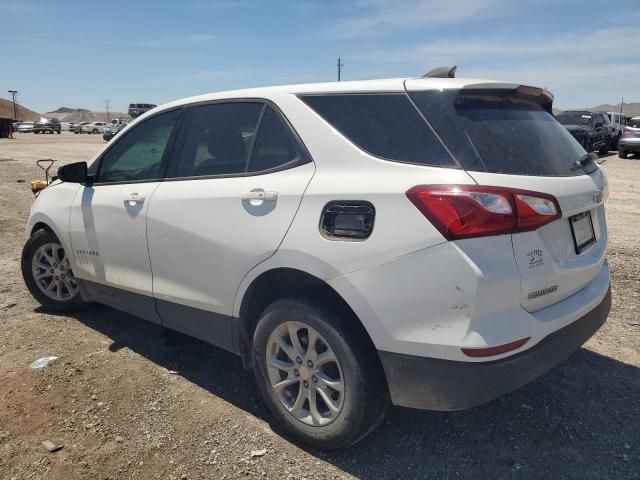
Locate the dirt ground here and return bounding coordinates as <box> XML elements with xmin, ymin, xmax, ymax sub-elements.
<box><xmin>0</xmin><ymin>132</ymin><xmax>638</xmax><ymax>480</ymax></box>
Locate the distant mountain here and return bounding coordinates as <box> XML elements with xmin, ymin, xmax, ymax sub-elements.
<box><xmin>51</xmin><ymin>107</ymin><xmax>91</xmax><ymax>114</ymax></box>
<box><xmin>44</xmin><ymin>108</ymin><xmax>130</xmax><ymax>123</ymax></box>
<box><xmin>0</xmin><ymin>98</ymin><xmax>40</xmax><ymax>121</ymax></box>
<box><xmin>557</xmin><ymin>102</ymin><xmax>640</xmax><ymax>117</ymax></box>
<box><xmin>586</xmin><ymin>102</ymin><xmax>640</xmax><ymax>117</ymax></box>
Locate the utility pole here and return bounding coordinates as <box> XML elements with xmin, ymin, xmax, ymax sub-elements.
<box><xmin>337</xmin><ymin>57</ymin><xmax>344</xmax><ymax>81</ymax></box>
<box><xmin>105</xmin><ymin>99</ymin><xmax>111</xmax><ymax>121</ymax></box>
<box><xmin>8</xmin><ymin>90</ymin><xmax>18</xmax><ymax>120</ymax></box>
<box><xmin>620</xmin><ymin>97</ymin><xmax>624</xmax><ymax>115</ymax></box>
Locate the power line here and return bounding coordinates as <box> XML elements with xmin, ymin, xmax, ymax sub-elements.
<box><xmin>8</xmin><ymin>90</ymin><xmax>18</xmax><ymax>120</ymax></box>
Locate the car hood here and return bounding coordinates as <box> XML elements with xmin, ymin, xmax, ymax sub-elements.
<box><xmin>564</xmin><ymin>125</ymin><xmax>590</xmax><ymax>133</ymax></box>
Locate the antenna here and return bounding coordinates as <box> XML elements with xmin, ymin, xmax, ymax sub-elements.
<box><xmin>337</xmin><ymin>57</ymin><xmax>344</xmax><ymax>81</ymax></box>
<box><xmin>423</xmin><ymin>66</ymin><xmax>457</xmax><ymax>78</ymax></box>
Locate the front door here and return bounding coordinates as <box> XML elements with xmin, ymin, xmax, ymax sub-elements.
<box><xmin>146</xmin><ymin>102</ymin><xmax>314</xmax><ymax>348</ymax></box>
<box><xmin>69</xmin><ymin>108</ymin><xmax>181</xmax><ymax>322</ymax></box>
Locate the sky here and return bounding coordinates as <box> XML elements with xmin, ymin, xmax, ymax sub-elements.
<box><xmin>1</xmin><ymin>0</ymin><xmax>639</xmax><ymax>114</ymax></box>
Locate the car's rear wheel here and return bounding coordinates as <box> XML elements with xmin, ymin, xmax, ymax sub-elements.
<box><xmin>21</xmin><ymin>230</ymin><xmax>86</xmax><ymax>312</ymax></box>
<box><xmin>619</xmin><ymin>148</ymin><xmax>627</xmax><ymax>159</ymax></box>
<box><xmin>92</xmin><ymin>128</ymin><xmax>99</xmax><ymax>134</ymax></box>
<box><xmin>252</xmin><ymin>298</ymin><xmax>390</xmax><ymax>449</ymax></box>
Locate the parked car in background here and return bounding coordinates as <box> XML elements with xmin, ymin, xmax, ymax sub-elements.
<box><xmin>604</xmin><ymin>112</ymin><xmax>626</xmax><ymax>149</ymax></box>
<box><xmin>72</xmin><ymin>122</ymin><xmax>90</xmax><ymax>134</ymax></box>
<box><xmin>22</xmin><ymin>74</ymin><xmax>610</xmax><ymax>449</ymax></box>
<box><xmin>33</xmin><ymin>118</ymin><xmax>62</xmax><ymax>134</ymax></box>
<box><xmin>81</xmin><ymin>122</ymin><xmax>108</xmax><ymax>134</ymax></box>
<box><xmin>102</xmin><ymin>121</ymin><xmax>129</xmax><ymax>141</ymax></box>
<box><xmin>17</xmin><ymin>121</ymin><xmax>35</xmax><ymax>133</ymax></box>
<box><xmin>618</xmin><ymin>117</ymin><xmax>640</xmax><ymax>158</ymax></box>
<box><xmin>12</xmin><ymin>122</ymin><xmax>22</xmax><ymax>131</ymax></box>
<box><xmin>556</xmin><ymin>111</ymin><xmax>611</xmax><ymax>153</ymax></box>
<box><xmin>128</xmin><ymin>103</ymin><xmax>156</xmax><ymax>118</ymax></box>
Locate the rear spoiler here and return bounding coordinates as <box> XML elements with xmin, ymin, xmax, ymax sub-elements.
<box><xmin>460</xmin><ymin>83</ymin><xmax>554</xmax><ymax>113</ymax></box>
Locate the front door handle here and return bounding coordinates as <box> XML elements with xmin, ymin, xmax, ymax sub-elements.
<box><xmin>240</xmin><ymin>190</ymin><xmax>278</xmax><ymax>202</ymax></box>
<box><xmin>126</xmin><ymin>193</ymin><xmax>146</xmax><ymax>205</ymax></box>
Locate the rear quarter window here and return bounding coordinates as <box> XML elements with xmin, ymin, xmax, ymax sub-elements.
<box><xmin>300</xmin><ymin>93</ymin><xmax>456</xmax><ymax>168</ymax></box>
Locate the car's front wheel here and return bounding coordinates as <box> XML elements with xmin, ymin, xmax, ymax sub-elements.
<box><xmin>21</xmin><ymin>229</ymin><xmax>86</xmax><ymax>312</ymax></box>
<box><xmin>252</xmin><ymin>298</ymin><xmax>390</xmax><ymax>449</ymax></box>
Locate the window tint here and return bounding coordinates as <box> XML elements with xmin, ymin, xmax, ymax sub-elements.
<box><xmin>97</xmin><ymin>109</ymin><xmax>179</xmax><ymax>183</ymax></box>
<box><xmin>175</xmin><ymin>102</ymin><xmax>263</xmax><ymax>177</ymax></box>
<box><xmin>300</xmin><ymin>94</ymin><xmax>455</xmax><ymax>167</ymax></box>
<box><xmin>248</xmin><ymin>107</ymin><xmax>302</xmax><ymax>172</ymax></box>
<box><xmin>410</xmin><ymin>90</ymin><xmax>586</xmax><ymax>177</ymax></box>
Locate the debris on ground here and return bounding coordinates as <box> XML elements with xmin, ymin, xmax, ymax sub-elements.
<box><xmin>29</xmin><ymin>356</ymin><xmax>58</xmax><ymax>370</ymax></box>
<box><xmin>42</xmin><ymin>440</ymin><xmax>63</xmax><ymax>453</ymax></box>
<box><xmin>251</xmin><ymin>449</ymin><xmax>267</xmax><ymax>458</ymax></box>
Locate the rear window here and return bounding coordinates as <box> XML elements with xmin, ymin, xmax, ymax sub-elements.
<box><xmin>300</xmin><ymin>94</ymin><xmax>456</xmax><ymax>167</ymax></box>
<box><xmin>410</xmin><ymin>90</ymin><xmax>587</xmax><ymax>176</ymax></box>
<box><xmin>629</xmin><ymin>119</ymin><xmax>640</xmax><ymax>128</ymax></box>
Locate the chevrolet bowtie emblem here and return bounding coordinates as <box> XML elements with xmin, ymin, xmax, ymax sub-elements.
<box><xmin>593</xmin><ymin>190</ymin><xmax>604</xmax><ymax>203</ymax></box>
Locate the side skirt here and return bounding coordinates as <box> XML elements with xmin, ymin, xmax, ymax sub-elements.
<box><xmin>76</xmin><ymin>279</ymin><xmax>240</xmax><ymax>355</ymax></box>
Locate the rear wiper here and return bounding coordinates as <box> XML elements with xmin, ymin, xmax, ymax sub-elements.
<box><xmin>572</xmin><ymin>152</ymin><xmax>598</xmax><ymax>171</ymax></box>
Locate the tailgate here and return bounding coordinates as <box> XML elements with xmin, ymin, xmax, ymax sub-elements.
<box><xmin>470</xmin><ymin>168</ymin><xmax>608</xmax><ymax>312</ymax></box>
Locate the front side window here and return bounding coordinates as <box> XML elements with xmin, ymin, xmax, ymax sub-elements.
<box><xmin>175</xmin><ymin>102</ymin><xmax>263</xmax><ymax>177</ymax></box>
<box><xmin>96</xmin><ymin>109</ymin><xmax>179</xmax><ymax>183</ymax></box>
<box><xmin>300</xmin><ymin>93</ymin><xmax>456</xmax><ymax>167</ymax></box>
<box><xmin>248</xmin><ymin>106</ymin><xmax>304</xmax><ymax>172</ymax></box>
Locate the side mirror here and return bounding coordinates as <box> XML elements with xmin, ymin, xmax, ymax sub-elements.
<box><xmin>57</xmin><ymin>161</ymin><xmax>92</xmax><ymax>184</ymax></box>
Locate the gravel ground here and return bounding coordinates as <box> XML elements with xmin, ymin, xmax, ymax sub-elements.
<box><xmin>0</xmin><ymin>133</ymin><xmax>639</xmax><ymax>479</ymax></box>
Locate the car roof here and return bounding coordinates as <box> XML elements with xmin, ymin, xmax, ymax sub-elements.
<box><xmin>156</xmin><ymin>77</ymin><xmax>549</xmax><ymax>111</ymax></box>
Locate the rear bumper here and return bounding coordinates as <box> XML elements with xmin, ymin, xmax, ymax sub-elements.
<box><xmin>378</xmin><ymin>286</ymin><xmax>611</xmax><ymax>411</ymax></box>
<box><xmin>619</xmin><ymin>141</ymin><xmax>640</xmax><ymax>152</ymax></box>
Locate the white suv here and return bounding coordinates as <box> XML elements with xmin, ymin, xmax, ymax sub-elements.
<box><xmin>81</xmin><ymin>121</ymin><xmax>108</xmax><ymax>134</ymax></box>
<box><xmin>22</xmin><ymin>75</ymin><xmax>611</xmax><ymax>449</ymax></box>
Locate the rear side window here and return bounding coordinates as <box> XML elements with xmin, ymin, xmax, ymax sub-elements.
<box><xmin>300</xmin><ymin>94</ymin><xmax>456</xmax><ymax>167</ymax></box>
<box><xmin>410</xmin><ymin>90</ymin><xmax>587</xmax><ymax>177</ymax></box>
<box><xmin>248</xmin><ymin>107</ymin><xmax>303</xmax><ymax>172</ymax></box>
<box><xmin>175</xmin><ymin>102</ymin><xmax>263</xmax><ymax>177</ymax></box>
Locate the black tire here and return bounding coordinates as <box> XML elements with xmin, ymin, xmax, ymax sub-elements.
<box><xmin>92</xmin><ymin>129</ymin><xmax>98</xmax><ymax>134</ymax></box>
<box><xmin>252</xmin><ymin>297</ymin><xmax>390</xmax><ymax>449</ymax></box>
<box><xmin>21</xmin><ymin>229</ymin><xmax>86</xmax><ymax>312</ymax></box>
<box><xmin>619</xmin><ymin>148</ymin><xmax>627</xmax><ymax>159</ymax></box>
<box><xmin>584</xmin><ymin>139</ymin><xmax>593</xmax><ymax>152</ymax></box>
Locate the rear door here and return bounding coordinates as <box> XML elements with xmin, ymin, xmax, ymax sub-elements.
<box><xmin>146</xmin><ymin>101</ymin><xmax>314</xmax><ymax>347</ymax></box>
<box><xmin>406</xmin><ymin>81</ymin><xmax>608</xmax><ymax>311</ymax></box>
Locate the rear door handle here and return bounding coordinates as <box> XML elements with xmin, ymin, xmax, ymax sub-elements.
<box><xmin>240</xmin><ymin>190</ymin><xmax>278</xmax><ymax>202</ymax></box>
<box><xmin>126</xmin><ymin>193</ymin><xmax>146</xmax><ymax>205</ymax></box>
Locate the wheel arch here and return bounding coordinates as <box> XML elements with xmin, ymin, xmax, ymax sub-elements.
<box><xmin>235</xmin><ymin>267</ymin><xmax>378</xmax><ymax>367</ymax></box>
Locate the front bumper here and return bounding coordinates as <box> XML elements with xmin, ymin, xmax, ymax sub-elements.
<box><xmin>378</xmin><ymin>286</ymin><xmax>611</xmax><ymax>411</ymax></box>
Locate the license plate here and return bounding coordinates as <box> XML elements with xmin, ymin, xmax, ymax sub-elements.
<box><xmin>569</xmin><ymin>211</ymin><xmax>596</xmax><ymax>254</ymax></box>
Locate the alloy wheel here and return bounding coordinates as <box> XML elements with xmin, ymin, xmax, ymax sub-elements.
<box><xmin>31</xmin><ymin>242</ymin><xmax>78</xmax><ymax>301</ymax></box>
<box><xmin>265</xmin><ymin>321</ymin><xmax>345</xmax><ymax>426</ymax></box>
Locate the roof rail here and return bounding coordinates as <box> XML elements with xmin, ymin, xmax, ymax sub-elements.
<box><xmin>423</xmin><ymin>66</ymin><xmax>457</xmax><ymax>78</ymax></box>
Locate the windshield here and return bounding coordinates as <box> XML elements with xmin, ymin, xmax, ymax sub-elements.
<box><xmin>556</xmin><ymin>113</ymin><xmax>591</xmax><ymax>126</ymax></box>
<box><xmin>409</xmin><ymin>90</ymin><xmax>587</xmax><ymax>176</ymax></box>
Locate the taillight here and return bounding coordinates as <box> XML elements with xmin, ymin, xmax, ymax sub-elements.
<box><xmin>406</xmin><ymin>185</ymin><xmax>561</xmax><ymax>240</ymax></box>
<box><xmin>623</xmin><ymin>127</ymin><xmax>633</xmax><ymax>133</ymax></box>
